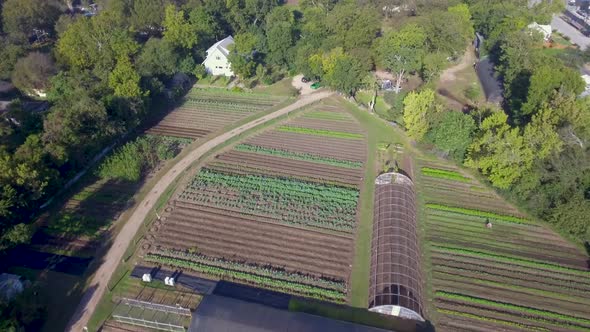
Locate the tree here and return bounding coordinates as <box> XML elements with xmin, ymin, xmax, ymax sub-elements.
<box><xmin>521</xmin><ymin>65</ymin><xmax>586</xmax><ymax>118</ymax></box>
<box><xmin>1</xmin><ymin>223</ymin><xmax>34</xmax><ymax>249</ymax></box>
<box><xmin>377</xmin><ymin>24</ymin><xmax>427</xmax><ymax>93</ymax></box>
<box><xmin>403</xmin><ymin>89</ymin><xmax>438</xmax><ymax>140</ymax></box>
<box><xmin>325</xmin><ymin>3</ymin><xmax>380</xmax><ymax>50</ymax></box>
<box><xmin>129</xmin><ymin>0</ymin><xmax>168</xmax><ymax>33</ymax></box>
<box><xmin>0</xmin><ymin>38</ymin><xmax>25</xmax><ymax>80</ymax></box>
<box><xmin>427</xmin><ymin>111</ymin><xmax>476</xmax><ymax>161</ymax></box>
<box><xmin>43</xmin><ymin>95</ymin><xmax>114</xmax><ymax>166</ymax></box>
<box><xmin>56</xmin><ymin>14</ymin><xmax>139</xmax><ymax>80</ymax></box>
<box><xmin>324</xmin><ymin>54</ymin><xmax>366</xmax><ymax>96</ymax></box>
<box><xmin>11</xmin><ymin>52</ymin><xmax>57</xmax><ymax>98</ymax></box>
<box><xmin>136</xmin><ymin>38</ymin><xmax>178</xmax><ymax>77</ymax></box>
<box><xmin>162</xmin><ymin>5</ymin><xmax>197</xmax><ymax>49</ymax></box>
<box><xmin>550</xmin><ymin>195</ymin><xmax>590</xmax><ymax>240</ymax></box>
<box><xmin>265</xmin><ymin>6</ymin><xmax>296</xmax><ymax>67</ymax></box>
<box><xmin>227</xmin><ymin>32</ymin><xmax>263</xmax><ymax>79</ymax></box>
<box><xmin>421</xmin><ymin>52</ymin><xmax>447</xmax><ymax>82</ymax></box>
<box><xmin>466</xmin><ymin>111</ymin><xmax>534</xmax><ymax>189</ymax></box>
<box><xmin>422</xmin><ymin>5</ymin><xmax>474</xmax><ymax>56</ymax></box>
<box><xmin>109</xmin><ymin>57</ymin><xmax>142</xmax><ymax>98</ymax></box>
<box><xmin>1</xmin><ymin>0</ymin><xmax>61</xmax><ymax>41</ymax></box>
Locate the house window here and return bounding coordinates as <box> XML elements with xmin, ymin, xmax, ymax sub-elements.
<box><xmin>216</xmin><ymin>56</ymin><xmax>221</xmax><ymax>60</ymax></box>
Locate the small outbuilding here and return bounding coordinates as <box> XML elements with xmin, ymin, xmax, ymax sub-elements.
<box><xmin>527</xmin><ymin>22</ymin><xmax>552</xmax><ymax>41</ymax></box>
<box><xmin>202</xmin><ymin>36</ymin><xmax>235</xmax><ymax>77</ymax></box>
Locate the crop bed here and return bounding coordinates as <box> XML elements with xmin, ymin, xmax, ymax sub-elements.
<box><xmin>146</xmin><ymin>88</ymin><xmax>286</xmax><ymax>139</ymax></box>
<box><xmin>417</xmin><ymin>159</ymin><xmax>590</xmax><ymax>331</ymax></box>
<box><xmin>148</xmin><ymin>105</ymin><xmax>368</xmax><ymax>302</ymax></box>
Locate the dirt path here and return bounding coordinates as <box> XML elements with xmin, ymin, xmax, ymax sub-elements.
<box><xmin>439</xmin><ymin>47</ymin><xmax>476</xmax><ymax>83</ymax></box>
<box><xmin>66</xmin><ymin>90</ymin><xmax>334</xmax><ymax>332</ymax></box>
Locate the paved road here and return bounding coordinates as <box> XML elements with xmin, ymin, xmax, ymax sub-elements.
<box><xmin>552</xmin><ymin>15</ymin><xmax>590</xmax><ymax>50</ymax></box>
<box><xmin>66</xmin><ymin>90</ymin><xmax>334</xmax><ymax>332</ymax></box>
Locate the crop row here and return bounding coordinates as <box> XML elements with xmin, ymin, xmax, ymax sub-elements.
<box><xmin>425</xmin><ymin>203</ymin><xmax>533</xmax><ymax>225</ymax></box>
<box><xmin>188</xmin><ymin>169</ymin><xmax>359</xmax><ymax>204</ymax></box>
<box><xmin>153</xmin><ymin>248</ymin><xmax>345</xmax><ymax>291</ymax></box>
<box><xmin>432</xmin><ymin>270</ymin><xmax>590</xmax><ymax>305</ymax></box>
<box><xmin>277</xmin><ymin>126</ymin><xmax>364</xmax><ymax>140</ymax></box>
<box><xmin>437</xmin><ymin>308</ymin><xmax>549</xmax><ymax>331</ymax></box>
<box><xmin>187</xmin><ymin>88</ymin><xmax>286</xmax><ymax>101</ymax></box>
<box><xmin>432</xmin><ymin>245</ymin><xmax>589</xmax><ymax>276</ymax></box>
<box><xmin>234</xmin><ymin>144</ymin><xmax>362</xmax><ymax>169</ymax></box>
<box><xmin>145</xmin><ymin>254</ymin><xmax>346</xmax><ymax>302</ymax></box>
<box><xmin>421</xmin><ymin>167</ymin><xmax>471</xmax><ymax>182</ymax></box>
<box><xmin>303</xmin><ymin>111</ymin><xmax>351</xmax><ymax>121</ymax></box>
<box><xmin>183</xmin><ymin>99</ymin><xmax>265</xmax><ymax>112</ymax></box>
<box><xmin>180</xmin><ymin>169</ymin><xmax>358</xmax><ymax>231</ymax></box>
<box><xmin>436</xmin><ymin>291</ymin><xmax>590</xmax><ymax>327</ymax></box>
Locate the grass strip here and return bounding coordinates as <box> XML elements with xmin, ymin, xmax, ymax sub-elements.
<box><xmin>145</xmin><ymin>254</ymin><xmax>345</xmax><ymax>302</ymax></box>
<box><xmin>432</xmin><ymin>245</ymin><xmax>590</xmax><ymax>276</ymax></box>
<box><xmin>421</xmin><ymin>167</ymin><xmax>471</xmax><ymax>182</ymax></box>
<box><xmin>436</xmin><ymin>291</ymin><xmax>590</xmax><ymax>327</ymax></box>
<box><xmin>426</xmin><ymin>203</ymin><xmax>533</xmax><ymax>225</ymax></box>
<box><xmin>437</xmin><ymin>308</ymin><xmax>550</xmax><ymax>331</ymax></box>
<box><xmin>277</xmin><ymin>126</ymin><xmax>364</xmax><ymax>140</ymax></box>
<box><xmin>234</xmin><ymin>144</ymin><xmax>362</xmax><ymax>169</ymax></box>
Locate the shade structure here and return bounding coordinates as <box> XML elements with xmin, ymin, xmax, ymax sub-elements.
<box><xmin>369</xmin><ymin>172</ymin><xmax>424</xmax><ymax>322</ymax></box>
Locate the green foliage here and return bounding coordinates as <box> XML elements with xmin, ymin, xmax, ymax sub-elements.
<box><xmin>1</xmin><ymin>0</ymin><xmax>61</xmax><ymax>41</ymax></box>
<box><xmin>426</xmin><ymin>111</ymin><xmax>476</xmax><ymax>160</ymax></box>
<box><xmin>235</xmin><ymin>144</ymin><xmax>362</xmax><ymax>168</ymax></box>
<box><xmin>181</xmin><ymin>169</ymin><xmax>359</xmax><ymax>232</ymax></box>
<box><xmin>145</xmin><ymin>253</ymin><xmax>346</xmax><ymax>302</ymax></box>
<box><xmin>403</xmin><ymin>89</ymin><xmax>438</xmax><ymax>140</ymax></box>
<box><xmin>425</xmin><ymin>203</ymin><xmax>532</xmax><ymax>224</ymax></box>
<box><xmin>421</xmin><ymin>52</ymin><xmax>447</xmax><ymax>82</ymax></box>
<box><xmin>97</xmin><ymin>135</ymin><xmax>187</xmax><ymax>182</ymax></box>
<box><xmin>57</xmin><ymin>13</ymin><xmax>139</xmax><ymax>79</ymax></box>
<box><xmin>162</xmin><ymin>5</ymin><xmax>197</xmax><ymax>49</ymax></box>
<box><xmin>437</xmin><ymin>309</ymin><xmax>547</xmax><ymax>331</ymax></box>
<box><xmin>0</xmin><ymin>38</ymin><xmax>25</xmax><ymax>80</ymax></box>
<box><xmin>550</xmin><ymin>195</ymin><xmax>590</xmax><ymax>241</ymax></box>
<box><xmin>152</xmin><ymin>248</ymin><xmax>345</xmax><ymax>291</ymax></box>
<box><xmin>129</xmin><ymin>0</ymin><xmax>168</xmax><ymax>32</ymax></box>
<box><xmin>377</xmin><ymin>24</ymin><xmax>427</xmax><ymax>82</ymax></box>
<box><xmin>11</xmin><ymin>52</ymin><xmax>56</xmax><ymax>98</ymax></box>
<box><xmin>136</xmin><ymin>38</ymin><xmax>178</xmax><ymax>77</ymax></box>
<box><xmin>277</xmin><ymin>126</ymin><xmax>364</xmax><ymax>140</ymax></box>
<box><xmin>0</xmin><ymin>223</ymin><xmax>34</xmax><ymax>250</ymax></box>
<box><xmin>108</xmin><ymin>57</ymin><xmax>142</xmax><ymax>98</ymax></box>
<box><xmin>421</xmin><ymin>167</ymin><xmax>470</xmax><ymax>182</ymax></box>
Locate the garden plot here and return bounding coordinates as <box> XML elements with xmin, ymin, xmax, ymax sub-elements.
<box><xmin>417</xmin><ymin>158</ymin><xmax>590</xmax><ymax>332</ymax></box>
<box><xmin>147</xmin><ymin>88</ymin><xmax>287</xmax><ymax>139</ymax></box>
<box><xmin>146</xmin><ymin>105</ymin><xmax>368</xmax><ymax>303</ymax></box>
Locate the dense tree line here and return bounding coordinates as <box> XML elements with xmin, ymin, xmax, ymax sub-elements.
<box><xmin>403</xmin><ymin>0</ymin><xmax>590</xmax><ymax>242</ymax></box>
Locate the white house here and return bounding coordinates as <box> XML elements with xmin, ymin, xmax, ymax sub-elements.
<box><xmin>527</xmin><ymin>22</ymin><xmax>552</xmax><ymax>41</ymax></box>
<box><xmin>202</xmin><ymin>36</ymin><xmax>235</xmax><ymax>77</ymax></box>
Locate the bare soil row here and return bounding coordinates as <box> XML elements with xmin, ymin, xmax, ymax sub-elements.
<box><xmin>246</xmin><ymin>131</ymin><xmax>366</xmax><ymax>161</ymax></box>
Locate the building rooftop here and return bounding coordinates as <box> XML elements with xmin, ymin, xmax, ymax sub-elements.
<box><xmin>207</xmin><ymin>36</ymin><xmax>234</xmax><ymax>57</ymax></box>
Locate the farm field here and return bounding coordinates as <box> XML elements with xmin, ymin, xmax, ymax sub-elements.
<box><xmin>416</xmin><ymin>158</ymin><xmax>590</xmax><ymax>332</ymax></box>
<box><xmin>146</xmin><ymin>88</ymin><xmax>288</xmax><ymax>139</ymax></box>
<box><xmin>145</xmin><ymin>103</ymin><xmax>369</xmax><ymax>303</ymax></box>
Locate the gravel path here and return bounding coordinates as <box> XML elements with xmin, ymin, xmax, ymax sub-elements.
<box><xmin>66</xmin><ymin>90</ymin><xmax>334</xmax><ymax>332</ymax></box>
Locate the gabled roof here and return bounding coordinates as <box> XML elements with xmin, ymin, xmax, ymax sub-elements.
<box><xmin>207</xmin><ymin>36</ymin><xmax>234</xmax><ymax>57</ymax></box>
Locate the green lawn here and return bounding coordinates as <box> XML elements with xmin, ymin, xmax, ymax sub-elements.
<box><xmin>253</xmin><ymin>77</ymin><xmax>299</xmax><ymax>96</ymax></box>
<box><xmin>356</xmin><ymin>90</ymin><xmax>391</xmax><ymax>115</ymax></box>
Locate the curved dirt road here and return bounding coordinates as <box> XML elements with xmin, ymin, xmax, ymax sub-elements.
<box><xmin>67</xmin><ymin>90</ymin><xmax>334</xmax><ymax>331</ymax></box>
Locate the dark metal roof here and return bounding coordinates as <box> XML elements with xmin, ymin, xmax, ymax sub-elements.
<box><xmin>189</xmin><ymin>295</ymin><xmax>391</xmax><ymax>332</ymax></box>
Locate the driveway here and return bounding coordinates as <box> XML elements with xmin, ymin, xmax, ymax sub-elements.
<box><xmin>476</xmin><ymin>57</ymin><xmax>503</xmax><ymax>104</ymax></box>
<box><xmin>66</xmin><ymin>90</ymin><xmax>334</xmax><ymax>332</ymax></box>
<box><xmin>552</xmin><ymin>15</ymin><xmax>590</xmax><ymax>50</ymax></box>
